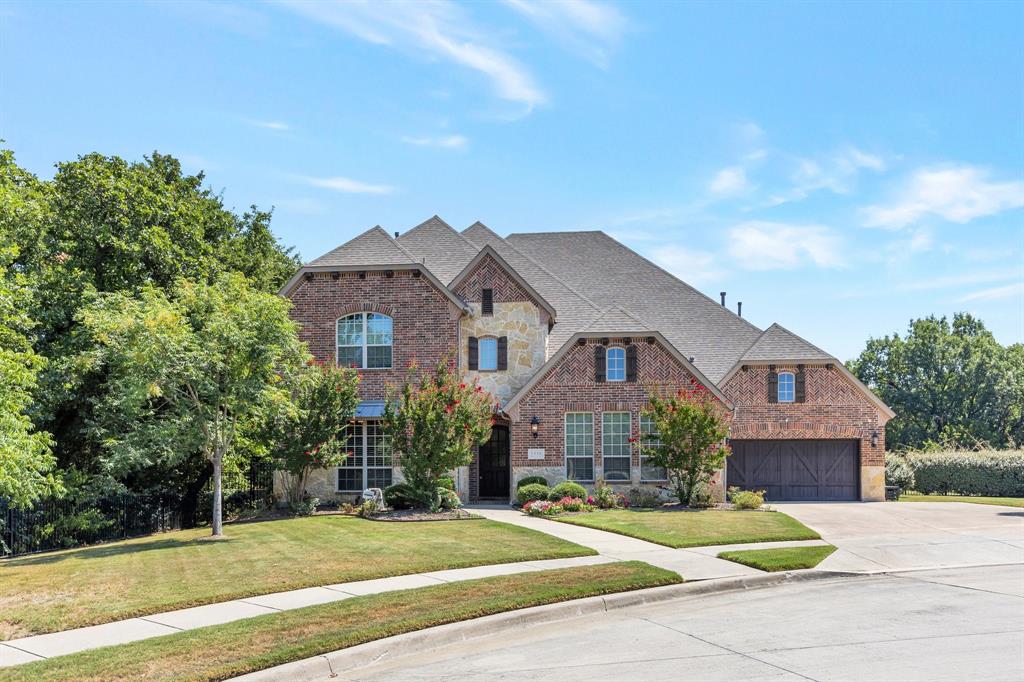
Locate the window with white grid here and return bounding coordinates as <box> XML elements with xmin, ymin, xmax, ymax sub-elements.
<box><xmin>601</xmin><ymin>412</ymin><xmax>631</xmax><ymax>481</ymax></box>
<box><xmin>337</xmin><ymin>313</ymin><xmax>393</xmax><ymax>369</ymax></box>
<box><xmin>639</xmin><ymin>414</ymin><xmax>667</xmax><ymax>482</ymax></box>
<box><xmin>564</xmin><ymin>412</ymin><xmax>594</xmax><ymax>482</ymax></box>
<box><xmin>338</xmin><ymin>422</ymin><xmax>393</xmax><ymax>491</ymax></box>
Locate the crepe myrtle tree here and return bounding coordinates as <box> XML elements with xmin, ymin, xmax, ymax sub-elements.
<box><xmin>79</xmin><ymin>273</ymin><xmax>305</xmax><ymax>536</ymax></box>
<box><xmin>382</xmin><ymin>359</ymin><xmax>495</xmax><ymax>510</ymax></box>
<box><xmin>262</xmin><ymin>361</ymin><xmax>360</xmax><ymax>509</ymax></box>
<box><xmin>636</xmin><ymin>384</ymin><xmax>732</xmax><ymax>506</ymax></box>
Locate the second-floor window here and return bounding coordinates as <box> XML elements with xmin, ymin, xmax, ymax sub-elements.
<box><xmin>777</xmin><ymin>371</ymin><xmax>795</xmax><ymax>403</ymax></box>
<box><xmin>337</xmin><ymin>312</ymin><xmax>393</xmax><ymax>369</ymax></box>
<box><xmin>478</xmin><ymin>337</ymin><xmax>498</xmax><ymax>371</ymax></box>
<box><xmin>606</xmin><ymin>347</ymin><xmax>626</xmax><ymax>381</ymax></box>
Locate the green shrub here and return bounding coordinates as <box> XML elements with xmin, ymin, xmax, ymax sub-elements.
<box><xmin>437</xmin><ymin>476</ymin><xmax>455</xmax><ymax>491</ymax></box>
<box><xmin>627</xmin><ymin>487</ymin><xmax>663</xmax><ymax>508</ymax></box>
<box><xmin>548</xmin><ymin>481</ymin><xmax>588</xmax><ymax>501</ymax></box>
<box><xmin>383</xmin><ymin>483</ymin><xmax>418</xmax><ymax>510</ymax></box>
<box><xmin>885</xmin><ymin>453</ymin><xmax>915</xmax><ymax>490</ymax></box>
<box><xmin>686</xmin><ymin>482</ymin><xmax>716</xmax><ymax>508</ymax></box>
<box><xmin>591</xmin><ymin>480</ymin><xmax>625</xmax><ymax>509</ymax></box>
<box><xmin>517</xmin><ymin>483</ymin><xmax>551</xmax><ymax>505</ymax></box>
<box><xmin>516</xmin><ymin>475</ymin><xmax>548</xmax><ymax>489</ymax></box>
<box><xmin>437</xmin><ymin>487</ymin><xmax>462</xmax><ymax>510</ymax></box>
<box><xmin>289</xmin><ymin>496</ymin><xmax>319</xmax><ymax>516</ymax></box>
<box><xmin>728</xmin><ymin>487</ymin><xmax>764</xmax><ymax>510</ymax></box>
<box><xmin>905</xmin><ymin>449</ymin><xmax>1024</xmax><ymax>496</ymax></box>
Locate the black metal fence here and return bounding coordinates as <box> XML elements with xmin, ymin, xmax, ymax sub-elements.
<box><xmin>1</xmin><ymin>461</ymin><xmax>275</xmax><ymax>558</ymax></box>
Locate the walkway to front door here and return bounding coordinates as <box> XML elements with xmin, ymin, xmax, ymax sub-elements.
<box><xmin>478</xmin><ymin>425</ymin><xmax>510</xmax><ymax>499</ymax></box>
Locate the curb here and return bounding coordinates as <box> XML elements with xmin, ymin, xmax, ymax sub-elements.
<box><xmin>233</xmin><ymin>569</ymin><xmax>865</xmax><ymax>681</ymax></box>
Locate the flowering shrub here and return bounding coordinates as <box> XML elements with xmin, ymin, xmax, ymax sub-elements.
<box><xmin>591</xmin><ymin>480</ymin><xmax>628</xmax><ymax>509</ymax></box>
<box><xmin>522</xmin><ymin>500</ymin><xmax>562</xmax><ymax>516</ymax></box>
<box><xmin>557</xmin><ymin>496</ymin><xmax>592</xmax><ymax>512</ymax></box>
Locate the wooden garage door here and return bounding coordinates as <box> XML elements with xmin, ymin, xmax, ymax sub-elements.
<box><xmin>727</xmin><ymin>440</ymin><xmax>859</xmax><ymax>501</ymax></box>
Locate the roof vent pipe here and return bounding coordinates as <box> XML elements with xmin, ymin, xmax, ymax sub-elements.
<box><xmin>720</xmin><ymin>291</ymin><xmax>726</xmax><ymax>306</ymax></box>
<box><xmin>737</xmin><ymin>302</ymin><xmax>743</xmax><ymax>318</ymax></box>
<box><xmin>394</xmin><ymin>231</ymin><xmax>399</xmax><ymax>238</ymax></box>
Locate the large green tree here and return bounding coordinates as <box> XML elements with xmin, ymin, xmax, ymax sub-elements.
<box><xmin>849</xmin><ymin>313</ymin><xmax>1023</xmax><ymax>449</ymax></box>
<box><xmin>0</xmin><ymin>148</ymin><xmax>299</xmax><ymax>513</ymax></box>
<box><xmin>80</xmin><ymin>274</ymin><xmax>305</xmax><ymax>535</ymax></box>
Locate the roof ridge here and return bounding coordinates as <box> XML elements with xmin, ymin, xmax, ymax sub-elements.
<box><xmin>507</xmin><ymin>229</ymin><xmax>607</xmax><ymax>236</ymax></box>
<box><xmin>377</xmin><ymin>226</ymin><xmax>421</xmax><ymax>262</ymax></box>
<box><xmin>484</xmin><ymin>228</ymin><xmax>603</xmax><ymax>314</ymax></box>
<box><xmin>308</xmin><ymin>224</ymin><xmax>414</xmax><ymax>266</ymax></box>
<box><xmin>583</xmin><ymin>305</ymin><xmax>650</xmax><ymax>331</ymax></box>
<box><xmin>592</xmin><ymin>231</ymin><xmax>764</xmax><ymax>334</ymax></box>
<box><xmin>401</xmin><ymin>215</ymin><xmax>480</xmax><ymax>251</ymax></box>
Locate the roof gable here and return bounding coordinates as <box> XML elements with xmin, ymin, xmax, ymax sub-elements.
<box><xmin>739</xmin><ymin>323</ymin><xmax>834</xmax><ymax>363</ymax></box>
<box><xmin>308</xmin><ymin>225</ymin><xmax>416</xmax><ymax>267</ymax></box>
<box><xmin>449</xmin><ymin>245</ymin><xmax>558</xmax><ymax>322</ymax></box>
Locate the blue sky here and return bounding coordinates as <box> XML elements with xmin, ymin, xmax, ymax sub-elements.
<box><xmin>3</xmin><ymin>0</ymin><xmax>1022</xmax><ymax>361</ymax></box>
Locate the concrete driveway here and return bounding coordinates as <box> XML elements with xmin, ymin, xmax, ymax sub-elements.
<box><xmin>338</xmin><ymin>564</ymin><xmax>1024</xmax><ymax>681</ymax></box>
<box><xmin>774</xmin><ymin>501</ymin><xmax>1024</xmax><ymax>572</ymax></box>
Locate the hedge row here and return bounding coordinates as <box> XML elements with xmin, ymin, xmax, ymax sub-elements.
<box><xmin>889</xmin><ymin>450</ymin><xmax>1024</xmax><ymax>497</ymax></box>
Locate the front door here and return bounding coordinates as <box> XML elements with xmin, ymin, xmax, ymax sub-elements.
<box><xmin>478</xmin><ymin>425</ymin><xmax>510</xmax><ymax>499</ymax></box>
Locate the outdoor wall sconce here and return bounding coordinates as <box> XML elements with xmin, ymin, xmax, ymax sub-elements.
<box><xmin>530</xmin><ymin>416</ymin><xmax>540</xmax><ymax>438</ymax></box>
<box><xmin>871</xmin><ymin>430</ymin><xmax>879</xmax><ymax>447</ymax></box>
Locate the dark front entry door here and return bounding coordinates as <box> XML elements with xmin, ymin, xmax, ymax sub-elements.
<box><xmin>478</xmin><ymin>425</ymin><xmax>510</xmax><ymax>499</ymax></box>
<box><xmin>728</xmin><ymin>439</ymin><xmax>859</xmax><ymax>501</ymax></box>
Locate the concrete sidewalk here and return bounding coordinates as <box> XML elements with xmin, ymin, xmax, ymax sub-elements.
<box><xmin>470</xmin><ymin>508</ymin><xmax>813</xmax><ymax>580</ymax></box>
<box><xmin>0</xmin><ymin>553</ymin><xmax>616</xmax><ymax>668</ymax></box>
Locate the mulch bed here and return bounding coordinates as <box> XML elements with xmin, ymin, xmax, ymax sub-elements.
<box><xmin>363</xmin><ymin>509</ymin><xmax>482</xmax><ymax>522</ymax></box>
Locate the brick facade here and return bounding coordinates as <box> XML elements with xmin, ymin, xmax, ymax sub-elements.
<box><xmin>288</xmin><ymin>270</ymin><xmax>462</xmax><ymax>399</ymax></box>
<box><xmin>508</xmin><ymin>337</ymin><xmax>719</xmax><ymax>494</ymax></box>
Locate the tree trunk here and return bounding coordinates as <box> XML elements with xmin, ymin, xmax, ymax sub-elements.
<box><xmin>211</xmin><ymin>456</ymin><xmax>224</xmax><ymax>536</ymax></box>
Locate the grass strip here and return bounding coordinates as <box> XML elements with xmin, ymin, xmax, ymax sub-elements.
<box><xmin>0</xmin><ymin>561</ymin><xmax>680</xmax><ymax>682</ymax></box>
<box><xmin>899</xmin><ymin>494</ymin><xmax>1024</xmax><ymax>508</ymax></box>
<box><xmin>0</xmin><ymin>515</ymin><xmax>595</xmax><ymax>637</ymax></box>
<box><xmin>553</xmin><ymin>509</ymin><xmax>820</xmax><ymax>548</ymax></box>
<box><xmin>717</xmin><ymin>544</ymin><xmax>836</xmax><ymax>572</ymax></box>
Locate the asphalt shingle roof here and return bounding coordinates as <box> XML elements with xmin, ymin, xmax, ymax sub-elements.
<box><xmin>505</xmin><ymin>231</ymin><xmax>764</xmax><ymax>382</ymax></box>
<box><xmin>739</xmin><ymin>323</ymin><xmax>835</xmax><ymax>363</ymax></box>
<box><xmin>396</xmin><ymin>216</ymin><xmax>480</xmax><ymax>285</ymax></box>
<box><xmin>308</xmin><ymin>226</ymin><xmax>416</xmax><ymax>267</ymax></box>
<box><xmin>581</xmin><ymin>306</ymin><xmax>651</xmax><ymax>333</ymax></box>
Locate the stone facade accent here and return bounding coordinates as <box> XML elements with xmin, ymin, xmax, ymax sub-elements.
<box><xmin>288</xmin><ymin>270</ymin><xmax>462</xmax><ymax>400</ymax></box>
<box><xmin>279</xmin><ymin>466</ymin><xmax>407</xmax><ymax>504</ymax></box>
<box><xmin>721</xmin><ymin>363</ymin><xmax>890</xmax><ymax>501</ymax></box>
<box><xmin>459</xmin><ymin>302</ymin><xmax>547</xmax><ymax>403</ymax></box>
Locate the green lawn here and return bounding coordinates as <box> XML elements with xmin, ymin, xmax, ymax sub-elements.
<box><xmin>718</xmin><ymin>545</ymin><xmax>837</xmax><ymax>572</ymax></box>
<box><xmin>0</xmin><ymin>515</ymin><xmax>594</xmax><ymax>638</ymax></box>
<box><xmin>1</xmin><ymin>562</ymin><xmax>678</xmax><ymax>682</ymax></box>
<box><xmin>899</xmin><ymin>494</ymin><xmax>1024</xmax><ymax>508</ymax></box>
<box><xmin>554</xmin><ymin>509</ymin><xmax>820</xmax><ymax>548</ymax></box>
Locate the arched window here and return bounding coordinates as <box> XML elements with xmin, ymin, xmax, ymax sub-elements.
<box><xmin>777</xmin><ymin>371</ymin><xmax>795</xmax><ymax>403</ymax></box>
<box><xmin>337</xmin><ymin>313</ymin><xmax>393</xmax><ymax>369</ymax></box>
<box><xmin>606</xmin><ymin>347</ymin><xmax>626</xmax><ymax>382</ymax></box>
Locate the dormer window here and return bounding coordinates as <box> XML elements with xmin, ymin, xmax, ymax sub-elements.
<box><xmin>606</xmin><ymin>347</ymin><xmax>626</xmax><ymax>382</ymax></box>
<box><xmin>777</xmin><ymin>371</ymin><xmax>795</xmax><ymax>403</ymax></box>
<box><xmin>481</xmin><ymin>288</ymin><xmax>494</xmax><ymax>316</ymax></box>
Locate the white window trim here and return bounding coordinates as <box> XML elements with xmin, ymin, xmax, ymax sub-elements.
<box><xmin>639</xmin><ymin>414</ymin><xmax>668</xmax><ymax>482</ymax></box>
<box><xmin>337</xmin><ymin>422</ymin><xmax>393</xmax><ymax>492</ymax></box>
<box><xmin>606</xmin><ymin>346</ymin><xmax>626</xmax><ymax>382</ymax></box>
<box><xmin>777</xmin><ymin>371</ymin><xmax>796</xmax><ymax>403</ymax></box>
<box><xmin>601</xmin><ymin>411</ymin><xmax>631</xmax><ymax>482</ymax></box>
<box><xmin>337</xmin><ymin>312</ymin><xmax>393</xmax><ymax>370</ymax></box>
<box><xmin>478</xmin><ymin>336</ymin><xmax>498</xmax><ymax>372</ymax></box>
<box><xmin>564</xmin><ymin>412</ymin><xmax>595</xmax><ymax>483</ymax></box>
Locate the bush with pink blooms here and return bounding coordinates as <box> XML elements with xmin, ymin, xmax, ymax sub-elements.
<box><xmin>522</xmin><ymin>496</ymin><xmax>594</xmax><ymax>516</ymax></box>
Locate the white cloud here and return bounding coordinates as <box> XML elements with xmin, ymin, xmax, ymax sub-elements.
<box><xmin>502</xmin><ymin>0</ymin><xmax>627</xmax><ymax>67</ymax></box>
<box><xmin>709</xmin><ymin>166</ymin><xmax>752</xmax><ymax>196</ymax></box>
<box><xmin>246</xmin><ymin>119</ymin><xmax>290</xmax><ymax>131</ymax></box>
<box><xmin>400</xmin><ymin>134</ymin><xmax>468</xmax><ymax>149</ymax></box>
<box><xmin>728</xmin><ymin>221</ymin><xmax>844</xmax><ymax>270</ymax></box>
<box><xmin>279</xmin><ymin>1</ymin><xmax>546</xmax><ymax>111</ymax></box>
<box><xmin>303</xmin><ymin>176</ymin><xmax>394</xmax><ymax>194</ymax></box>
<box><xmin>647</xmin><ymin>244</ymin><xmax>723</xmax><ymax>286</ymax></box>
<box><xmin>863</xmin><ymin>165</ymin><xmax>1024</xmax><ymax>229</ymax></box>
<box><xmin>957</xmin><ymin>282</ymin><xmax>1024</xmax><ymax>303</ymax></box>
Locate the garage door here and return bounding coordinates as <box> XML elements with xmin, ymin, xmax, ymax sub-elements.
<box><xmin>727</xmin><ymin>439</ymin><xmax>859</xmax><ymax>501</ymax></box>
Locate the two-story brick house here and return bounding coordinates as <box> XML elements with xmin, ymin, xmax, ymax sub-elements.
<box><xmin>279</xmin><ymin>216</ymin><xmax>894</xmax><ymax>504</ymax></box>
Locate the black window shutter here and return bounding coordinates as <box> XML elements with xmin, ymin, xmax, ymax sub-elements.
<box><xmin>481</xmin><ymin>289</ymin><xmax>493</xmax><ymax>316</ymax></box>
<box><xmin>625</xmin><ymin>345</ymin><xmax>638</xmax><ymax>382</ymax></box>
<box><xmin>497</xmin><ymin>336</ymin><xmax>508</xmax><ymax>370</ymax></box>
<box><xmin>468</xmin><ymin>336</ymin><xmax>479</xmax><ymax>370</ymax></box>
<box><xmin>594</xmin><ymin>345</ymin><xmax>606</xmax><ymax>383</ymax></box>
<box><xmin>767</xmin><ymin>368</ymin><xmax>778</xmax><ymax>403</ymax></box>
<box><xmin>795</xmin><ymin>366</ymin><xmax>806</xmax><ymax>403</ymax></box>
